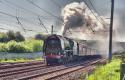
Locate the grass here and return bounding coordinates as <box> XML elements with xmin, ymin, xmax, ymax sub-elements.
<box><xmin>0</xmin><ymin>58</ymin><xmax>43</xmax><ymax>63</ymax></box>
<box><xmin>86</xmin><ymin>59</ymin><xmax>121</xmax><ymax>80</ymax></box>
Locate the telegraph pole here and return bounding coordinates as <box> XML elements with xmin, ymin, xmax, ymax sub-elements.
<box><xmin>109</xmin><ymin>0</ymin><xmax>114</xmax><ymax>62</ymax></box>
<box><xmin>51</xmin><ymin>25</ymin><xmax>54</xmax><ymax>34</ymax></box>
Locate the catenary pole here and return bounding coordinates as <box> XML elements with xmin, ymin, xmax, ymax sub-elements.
<box><xmin>109</xmin><ymin>0</ymin><xmax>114</xmax><ymax>62</ymax></box>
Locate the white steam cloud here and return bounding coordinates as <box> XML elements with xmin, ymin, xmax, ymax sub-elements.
<box><xmin>59</xmin><ymin>2</ymin><xmax>109</xmax><ymax>40</ymax></box>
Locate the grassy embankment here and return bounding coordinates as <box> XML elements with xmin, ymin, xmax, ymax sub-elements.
<box><xmin>86</xmin><ymin>58</ymin><xmax>121</xmax><ymax>80</ymax></box>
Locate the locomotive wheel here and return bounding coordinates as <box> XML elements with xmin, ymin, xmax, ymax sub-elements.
<box><xmin>58</xmin><ymin>58</ymin><xmax>63</xmax><ymax>64</ymax></box>
<box><xmin>64</xmin><ymin>58</ymin><xmax>67</xmax><ymax>64</ymax></box>
<box><xmin>46</xmin><ymin>62</ymin><xmax>50</xmax><ymax>66</ymax></box>
<box><xmin>70</xmin><ymin>54</ymin><xmax>73</xmax><ymax>62</ymax></box>
<box><xmin>62</xmin><ymin>57</ymin><xmax>69</xmax><ymax>64</ymax></box>
<box><xmin>66</xmin><ymin>57</ymin><xmax>69</xmax><ymax>64</ymax></box>
<box><xmin>60</xmin><ymin>58</ymin><xmax>65</xmax><ymax>64</ymax></box>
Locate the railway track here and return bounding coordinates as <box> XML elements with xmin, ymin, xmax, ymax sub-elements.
<box><xmin>0</xmin><ymin>58</ymin><xmax>104</xmax><ymax>80</ymax></box>
<box><xmin>20</xmin><ymin>59</ymin><xmax>101</xmax><ymax>80</ymax></box>
<box><xmin>0</xmin><ymin>61</ymin><xmax>45</xmax><ymax>79</ymax></box>
<box><xmin>0</xmin><ymin>60</ymin><xmax>44</xmax><ymax>69</ymax></box>
<box><xmin>0</xmin><ymin>64</ymin><xmax>47</xmax><ymax>77</ymax></box>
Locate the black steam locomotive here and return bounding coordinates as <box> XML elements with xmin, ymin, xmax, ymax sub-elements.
<box><xmin>43</xmin><ymin>34</ymin><xmax>100</xmax><ymax>65</ymax></box>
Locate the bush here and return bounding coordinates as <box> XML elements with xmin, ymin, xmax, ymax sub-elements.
<box><xmin>32</xmin><ymin>40</ymin><xmax>43</xmax><ymax>52</ymax></box>
<box><xmin>22</xmin><ymin>40</ymin><xmax>43</xmax><ymax>52</ymax></box>
<box><xmin>0</xmin><ymin>40</ymin><xmax>43</xmax><ymax>53</ymax></box>
<box><xmin>7</xmin><ymin>41</ymin><xmax>26</xmax><ymax>53</ymax></box>
<box><xmin>0</xmin><ymin>39</ymin><xmax>43</xmax><ymax>53</ymax></box>
<box><xmin>0</xmin><ymin>43</ymin><xmax>8</xmax><ymax>52</ymax></box>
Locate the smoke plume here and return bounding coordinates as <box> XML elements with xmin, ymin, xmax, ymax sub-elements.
<box><xmin>60</xmin><ymin>2</ymin><xmax>109</xmax><ymax>40</ymax></box>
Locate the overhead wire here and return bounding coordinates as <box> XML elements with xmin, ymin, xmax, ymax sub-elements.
<box><xmin>0</xmin><ymin>11</ymin><xmax>48</xmax><ymax>32</ymax></box>
<box><xmin>0</xmin><ymin>20</ymin><xmax>43</xmax><ymax>33</ymax></box>
<box><xmin>80</xmin><ymin>0</ymin><xmax>107</xmax><ymax>35</ymax></box>
<box><xmin>0</xmin><ymin>11</ymin><xmax>34</xmax><ymax>25</ymax></box>
<box><xmin>38</xmin><ymin>16</ymin><xmax>48</xmax><ymax>33</ymax></box>
<box><xmin>27</xmin><ymin>0</ymin><xmax>67</xmax><ymax>35</ymax></box>
<box><xmin>48</xmin><ymin>0</ymin><xmax>61</xmax><ymax>9</ymax></box>
<box><xmin>0</xmin><ymin>0</ymin><xmax>59</xmax><ymax>34</ymax></box>
<box><xmin>0</xmin><ymin>0</ymin><xmax>106</xmax><ymax>36</ymax></box>
<box><xmin>4</xmin><ymin>0</ymin><xmax>50</xmax><ymax>33</ymax></box>
<box><xmin>16</xmin><ymin>16</ymin><xmax>26</xmax><ymax>32</ymax></box>
<box><xmin>87</xmin><ymin>0</ymin><xmax>104</xmax><ymax>21</ymax></box>
<box><xmin>26</xmin><ymin>0</ymin><xmax>62</xmax><ymax>21</ymax></box>
<box><xmin>0</xmin><ymin>14</ymin><xmax>56</xmax><ymax>33</ymax></box>
<box><xmin>82</xmin><ymin>0</ymin><xmax>104</xmax><ymax>25</ymax></box>
<box><xmin>0</xmin><ymin>0</ymin><xmax>58</xmax><ymax>33</ymax></box>
<box><xmin>4</xmin><ymin>0</ymin><xmax>55</xmax><ymax>20</ymax></box>
<box><xmin>16</xmin><ymin>9</ymin><xmax>26</xmax><ymax>32</ymax></box>
<box><xmin>4</xmin><ymin>0</ymin><xmax>61</xmax><ymax>34</ymax></box>
<box><xmin>3</xmin><ymin>0</ymin><xmax>48</xmax><ymax>19</ymax></box>
<box><xmin>86</xmin><ymin>0</ymin><xmax>110</xmax><ymax>34</ymax></box>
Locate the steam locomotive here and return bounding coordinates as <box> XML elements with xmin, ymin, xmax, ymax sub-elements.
<box><xmin>43</xmin><ymin>34</ymin><xmax>100</xmax><ymax>65</ymax></box>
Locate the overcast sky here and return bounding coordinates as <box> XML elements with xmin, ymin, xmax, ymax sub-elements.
<box><xmin>0</xmin><ymin>0</ymin><xmax>124</xmax><ymax>41</ymax></box>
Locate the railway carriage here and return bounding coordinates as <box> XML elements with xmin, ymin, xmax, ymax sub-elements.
<box><xmin>43</xmin><ymin>34</ymin><xmax>99</xmax><ymax>65</ymax></box>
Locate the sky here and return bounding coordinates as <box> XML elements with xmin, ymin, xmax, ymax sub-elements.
<box><xmin>0</xmin><ymin>0</ymin><xmax>124</xmax><ymax>41</ymax></box>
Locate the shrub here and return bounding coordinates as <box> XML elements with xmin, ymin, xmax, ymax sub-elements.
<box><xmin>0</xmin><ymin>43</ymin><xmax>8</xmax><ymax>52</ymax></box>
<box><xmin>7</xmin><ymin>41</ymin><xmax>26</xmax><ymax>53</ymax></box>
<box><xmin>32</xmin><ymin>40</ymin><xmax>43</xmax><ymax>52</ymax></box>
<box><xmin>0</xmin><ymin>40</ymin><xmax>43</xmax><ymax>53</ymax></box>
<box><xmin>22</xmin><ymin>40</ymin><xmax>43</xmax><ymax>52</ymax></box>
<box><xmin>7</xmin><ymin>41</ymin><xmax>31</xmax><ymax>53</ymax></box>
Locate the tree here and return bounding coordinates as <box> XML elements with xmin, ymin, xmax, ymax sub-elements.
<box><xmin>6</xmin><ymin>30</ymin><xmax>16</xmax><ymax>41</ymax></box>
<box><xmin>15</xmin><ymin>32</ymin><xmax>25</xmax><ymax>42</ymax></box>
<box><xmin>0</xmin><ymin>32</ymin><xmax>8</xmax><ymax>42</ymax></box>
<box><xmin>35</xmin><ymin>34</ymin><xmax>48</xmax><ymax>40</ymax></box>
<box><xmin>6</xmin><ymin>31</ymin><xmax>25</xmax><ymax>42</ymax></box>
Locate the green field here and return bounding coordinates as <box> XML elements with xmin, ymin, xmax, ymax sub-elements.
<box><xmin>87</xmin><ymin>59</ymin><xmax>121</xmax><ymax>80</ymax></box>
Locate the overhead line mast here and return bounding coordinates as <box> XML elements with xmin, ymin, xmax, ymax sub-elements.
<box><xmin>109</xmin><ymin>0</ymin><xmax>114</xmax><ymax>62</ymax></box>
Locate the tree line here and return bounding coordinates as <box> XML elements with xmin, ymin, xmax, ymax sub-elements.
<box><xmin>0</xmin><ymin>30</ymin><xmax>50</xmax><ymax>43</ymax></box>
<box><xmin>0</xmin><ymin>31</ymin><xmax>25</xmax><ymax>42</ymax></box>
